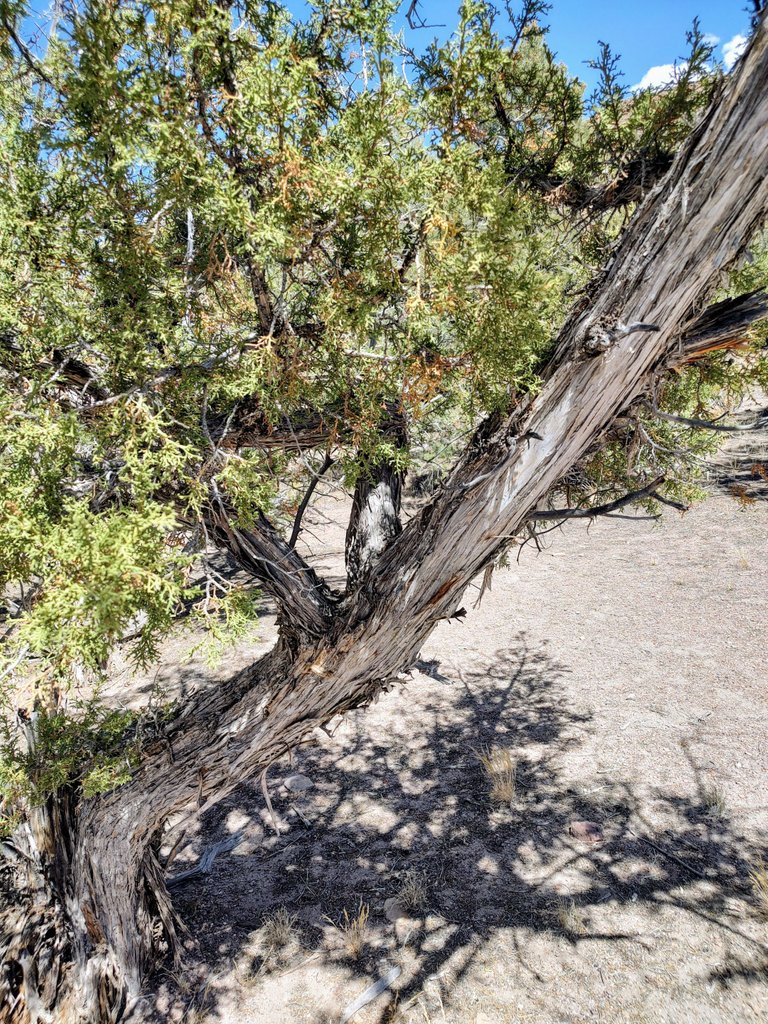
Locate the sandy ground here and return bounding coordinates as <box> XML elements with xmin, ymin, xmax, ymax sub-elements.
<box><xmin>124</xmin><ymin>416</ymin><xmax>768</xmax><ymax>1024</ymax></box>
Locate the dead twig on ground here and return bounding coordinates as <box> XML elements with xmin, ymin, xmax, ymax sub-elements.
<box><xmin>167</xmin><ymin>829</ymin><xmax>243</xmax><ymax>887</ymax></box>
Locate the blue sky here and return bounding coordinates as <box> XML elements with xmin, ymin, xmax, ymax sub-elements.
<box><xmin>24</xmin><ymin>0</ymin><xmax>753</xmax><ymax>93</ymax></box>
<box><xmin>395</xmin><ymin>1</ymin><xmax>752</xmax><ymax>91</ymax></box>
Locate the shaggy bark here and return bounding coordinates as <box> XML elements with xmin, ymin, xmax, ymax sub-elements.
<box><xmin>3</xmin><ymin>15</ymin><xmax>768</xmax><ymax>1024</ymax></box>
<box><xmin>203</xmin><ymin>493</ymin><xmax>338</xmax><ymax>646</ymax></box>
<box><xmin>672</xmin><ymin>288</ymin><xmax>768</xmax><ymax>362</ymax></box>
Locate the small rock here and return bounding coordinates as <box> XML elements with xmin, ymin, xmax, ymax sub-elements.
<box><xmin>284</xmin><ymin>773</ymin><xmax>313</xmax><ymax>793</ymax></box>
<box><xmin>569</xmin><ymin>820</ymin><xmax>604</xmax><ymax>844</ymax></box>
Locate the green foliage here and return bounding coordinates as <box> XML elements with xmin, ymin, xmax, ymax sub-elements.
<box><xmin>188</xmin><ymin>582</ymin><xmax>261</xmax><ymax>668</ymax></box>
<box><xmin>217</xmin><ymin>449</ymin><xmax>284</xmax><ymax>528</ymax></box>
<box><xmin>12</xmin><ymin>500</ymin><xmax>191</xmax><ymax>673</ymax></box>
<box><xmin>579</xmin><ymin>20</ymin><xmax>719</xmax><ymax>180</ymax></box>
<box><xmin>0</xmin><ymin>0</ymin><xmax>765</xmax><ymax>819</ymax></box>
<box><xmin>0</xmin><ymin>698</ymin><xmax>138</xmax><ymax>819</ymax></box>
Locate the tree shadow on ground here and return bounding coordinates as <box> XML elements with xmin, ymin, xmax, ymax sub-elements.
<box><xmin>152</xmin><ymin>634</ymin><xmax>768</xmax><ymax>1023</ymax></box>
<box><xmin>707</xmin><ymin>405</ymin><xmax>768</xmax><ymax>504</ymax></box>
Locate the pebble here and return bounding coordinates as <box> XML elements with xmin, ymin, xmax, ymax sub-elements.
<box><xmin>284</xmin><ymin>773</ymin><xmax>313</xmax><ymax>793</ymax></box>
<box><xmin>568</xmin><ymin>820</ymin><xmax>604</xmax><ymax>844</ymax></box>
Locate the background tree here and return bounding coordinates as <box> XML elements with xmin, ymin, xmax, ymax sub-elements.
<box><xmin>0</xmin><ymin>1</ymin><xmax>767</xmax><ymax>1020</ymax></box>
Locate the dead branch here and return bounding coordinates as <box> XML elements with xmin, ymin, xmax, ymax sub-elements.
<box><xmin>166</xmin><ymin>830</ymin><xmax>243</xmax><ymax>887</ymax></box>
<box><xmin>675</xmin><ymin>289</ymin><xmax>768</xmax><ymax>363</ymax></box>
<box><xmin>645</xmin><ymin>404</ymin><xmax>768</xmax><ymax>432</ymax></box>
<box><xmin>288</xmin><ymin>452</ymin><xmax>335</xmax><ymax>550</ymax></box>
<box><xmin>528</xmin><ymin>476</ymin><xmax>669</xmax><ymax>521</ymax></box>
<box><xmin>628</xmin><ymin>829</ymin><xmax>707</xmax><ymax>879</ymax></box>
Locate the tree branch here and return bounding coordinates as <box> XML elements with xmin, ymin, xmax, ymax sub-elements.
<box><xmin>209</xmin><ymin>401</ymin><xmax>341</xmax><ymax>453</ymax></box>
<box><xmin>539</xmin><ymin>153</ymin><xmax>675</xmax><ymax>212</ymax></box>
<box><xmin>528</xmin><ymin>475</ymin><xmax>670</xmax><ymax>521</ymax></box>
<box><xmin>673</xmin><ymin>289</ymin><xmax>768</xmax><ymax>363</ymax></box>
<box><xmin>203</xmin><ymin>489</ymin><xmax>337</xmax><ymax>643</ymax></box>
<box><xmin>645</xmin><ymin>405</ymin><xmax>768</xmax><ymax>432</ymax></box>
<box><xmin>1</xmin><ymin>15</ymin><xmax>57</xmax><ymax>89</ymax></box>
<box><xmin>10</xmin><ymin>284</ymin><xmax>765</xmax><ymax>459</ymax></box>
<box><xmin>288</xmin><ymin>452</ymin><xmax>335</xmax><ymax>550</ymax></box>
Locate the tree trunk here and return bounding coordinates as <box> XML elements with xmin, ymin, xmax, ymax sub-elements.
<box><xmin>3</xmin><ymin>15</ymin><xmax>768</xmax><ymax>1024</ymax></box>
<box><xmin>345</xmin><ymin>405</ymin><xmax>407</xmax><ymax>586</ymax></box>
<box><xmin>1</xmin><ymin>797</ymin><xmax>158</xmax><ymax>1024</ymax></box>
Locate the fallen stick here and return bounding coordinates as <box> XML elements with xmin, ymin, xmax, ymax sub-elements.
<box><xmin>340</xmin><ymin>966</ymin><xmax>401</xmax><ymax>1023</ymax></box>
<box><xmin>290</xmin><ymin>802</ymin><xmax>312</xmax><ymax>827</ymax></box>
<box><xmin>167</xmin><ymin>829</ymin><xmax>243</xmax><ymax>887</ymax></box>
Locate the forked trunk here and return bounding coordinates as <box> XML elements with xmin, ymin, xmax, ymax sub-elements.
<box><xmin>3</xmin><ymin>14</ymin><xmax>768</xmax><ymax>1024</ymax></box>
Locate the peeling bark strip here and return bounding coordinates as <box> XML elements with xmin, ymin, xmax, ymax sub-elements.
<box><xmin>3</xmin><ymin>18</ymin><xmax>768</xmax><ymax>1024</ymax></box>
<box><xmin>673</xmin><ymin>288</ymin><xmax>768</xmax><ymax>362</ymax></box>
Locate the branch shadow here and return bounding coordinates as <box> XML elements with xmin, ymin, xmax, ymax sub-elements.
<box><xmin>706</xmin><ymin>405</ymin><xmax>768</xmax><ymax>504</ymax></box>
<box><xmin>151</xmin><ymin>634</ymin><xmax>768</xmax><ymax>1023</ymax></box>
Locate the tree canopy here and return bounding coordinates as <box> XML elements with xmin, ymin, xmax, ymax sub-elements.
<box><xmin>2</xmin><ymin>4</ymin><xmax>768</xmax><ymax>1021</ymax></box>
<box><xmin>1</xmin><ymin>0</ymin><xmax>767</xmax><ymax>844</ymax></box>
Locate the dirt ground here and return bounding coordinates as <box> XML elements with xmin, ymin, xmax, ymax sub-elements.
<box><xmin>126</xmin><ymin>412</ymin><xmax>768</xmax><ymax>1024</ymax></box>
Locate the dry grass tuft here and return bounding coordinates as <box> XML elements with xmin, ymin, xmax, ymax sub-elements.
<box><xmin>749</xmin><ymin>861</ymin><xmax>768</xmax><ymax>918</ymax></box>
<box><xmin>554</xmin><ymin>897</ymin><xmax>587</xmax><ymax>936</ymax></box>
<box><xmin>327</xmin><ymin>901</ymin><xmax>370</xmax><ymax>958</ymax></box>
<box><xmin>261</xmin><ymin>907</ymin><xmax>297</xmax><ymax>951</ymax></box>
<box><xmin>477</xmin><ymin>744</ymin><xmax>517</xmax><ymax>804</ymax></box>
<box><xmin>736</xmin><ymin>547</ymin><xmax>751</xmax><ymax>570</ymax></box>
<box><xmin>397</xmin><ymin>869</ymin><xmax>428</xmax><ymax>912</ymax></box>
<box><xmin>729</xmin><ymin>483</ymin><xmax>757</xmax><ymax>508</ymax></box>
<box><xmin>702</xmin><ymin>785</ymin><xmax>728</xmax><ymax>820</ymax></box>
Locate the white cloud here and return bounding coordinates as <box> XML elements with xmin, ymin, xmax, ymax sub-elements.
<box><xmin>631</xmin><ymin>31</ymin><xmax>745</xmax><ymax>93</ymax></box>
<box><xmin>723</xmin><ymin>34</ymin><xmax>748</xmax><ymax>71</ymax></box>
<box><xmin>631</xmin><ymin>62</ymin><xmax>688</xmax><ymax>93</ymax></box>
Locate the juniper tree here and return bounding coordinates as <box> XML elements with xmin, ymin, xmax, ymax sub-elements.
<box><xmin>1</xmin><ymin>1</ymin><xmax>767</xmax><ymax>1020</ymax></box>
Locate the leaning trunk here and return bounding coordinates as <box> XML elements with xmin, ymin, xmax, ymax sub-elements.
<box><xmin>0</xmin><ymin>633</ymin><xmax>407</xmax><ymax>1023</ymax></box>
<box><xmin>0</xmin><ymin>637</ymin><xmax>282</xmax><ymax>1022</ymax></box>
<box><xmin>3</xmin><ymin>14</ymin><xmax>768</xmax><ymax>1024</ymax></box>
